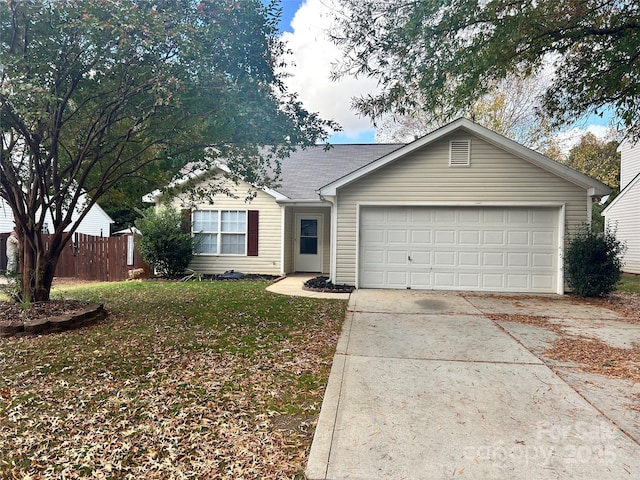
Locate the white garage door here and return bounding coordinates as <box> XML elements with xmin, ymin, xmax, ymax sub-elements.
<box><xmin>359</xmin><ymin>206</ymin><xmax>559</xmax><ymax>293</ymax></box>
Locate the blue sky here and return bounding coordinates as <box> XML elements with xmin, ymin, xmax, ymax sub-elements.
<box><xmin>272</xmin><ymin>0</ymin><xmax>614</xmax><ymax>147</ymax></box>
<box><xmin>278</xmin><ymin>0</ymin><xmax>303</xmax><ymax>33</ymax></box>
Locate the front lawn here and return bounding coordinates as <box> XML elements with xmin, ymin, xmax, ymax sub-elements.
<box><xmin>0</xmin><ymin>281</ymin><xmax>347</xmax><ymax>479</ymax></box>
<box><xmin>618</xmin><ymin>274</ymin><xmax>640</xmax><ymax>294</ymax></box>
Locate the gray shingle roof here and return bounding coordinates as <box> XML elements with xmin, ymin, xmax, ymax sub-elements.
<box><xmin>274</xmin><ymin>144</ymin><xmax>403</xmax><ymax>200</ymax></box>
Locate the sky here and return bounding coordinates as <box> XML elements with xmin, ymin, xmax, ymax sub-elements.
<box><xmin>275</xmin><ymin>0</ymin><xmax>615</xmax><ymax>148</ymax></box>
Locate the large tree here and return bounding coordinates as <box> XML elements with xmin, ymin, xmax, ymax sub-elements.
<box><xmin>376</xmin><ymin>74</ymin><xmax>558</xmax><ymax>152</ymax></box>
<box><xmin>565</xmin><ymin>133</ymin><xmax>621</xmax><ymax>193</ymax></box>
<box><xmin>330</xmin><ymin>0</ymin><xmax>640</xmax><ymax>138</ymax></box>
<box><xmin>0</xmin><ymin>0</ymin><xmax>335</xmax><ymax>301</ymax></box>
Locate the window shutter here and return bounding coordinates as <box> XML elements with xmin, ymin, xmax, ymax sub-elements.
<box><xmin>181</xmin><ymin>209</ymin><xmax>192</xmax><ymax>233</ymax></box>
<box><xmin>449</xmin><ymin>140</ymin><xmax>471</xmax><ymax>166</ymax></box>
<box><xmin>247</xmin><ymin>210</ymin><xmax>259</xmax><ymax>256</ymax></box>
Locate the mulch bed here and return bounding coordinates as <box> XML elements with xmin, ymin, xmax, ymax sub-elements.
<box><xmin>303</xmin><ymin>276</ymin><xmax>354</xmax><ymax>293</ymax></box>
<box><xmin>0</xmin><ymin>300</ymin><xmax>91</xmax><ymax>323</ymax></box>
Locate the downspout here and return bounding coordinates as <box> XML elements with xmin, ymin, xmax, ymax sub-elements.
<box><xmin>280</xmin><ymin>205</ymin><xmax>286</xmax><ymax>276</ymax></box>
<box><xmin>319</xmin><ymin>193</ymin><xmax>337</xmax><ymax>284</ymax></box>
<box><xmin>587</xmin><ymin>187</ymin><xmax>595</xmax><ymax>228</ymax></box>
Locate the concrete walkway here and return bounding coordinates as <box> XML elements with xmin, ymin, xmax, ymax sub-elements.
<box><xmin>307</xmin><ymin>290</ymin><xmax>640</xmax><ymax>479</ymax></box>
<box><xmin>265</xmin><ymin>274</ymin><xmax>351</xmax><ymax>300</ymax></box>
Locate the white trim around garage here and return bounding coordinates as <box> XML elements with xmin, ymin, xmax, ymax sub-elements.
<box><xmin>355</xmin><ymin>201</ymin><xmax>566</xmax><ymax>294</ymax></box>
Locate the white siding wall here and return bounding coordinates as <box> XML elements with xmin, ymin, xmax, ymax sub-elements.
<box><xmin>0</xmin><ymin>197</ymin><xmax>112</xmax><ymax>237</ymax></box>
<box><xmin>619</xmin><ymin>139</ymin><xmax>640</xmax><ymax>190</ymax></box>
<box><xmin>604</xmin><ymin>179</ymin><xmax>640</xmax><ymax>274</ymax></box>
<box><xmin>334</xmin><ymin>133</ymin><xmax>589</xmax><ymax>286</ymax></box>
<box><xmin>169</xmin><ymin>184</ymin><xmax>283</xmax><ymax>275</ymax></box>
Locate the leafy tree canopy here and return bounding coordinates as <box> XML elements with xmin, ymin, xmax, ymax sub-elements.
<box><xmin>331</xmin><ymin>0</ymin><xmax>640</xmax><ymax>138</ymax></box>
<box><xmin>564</xmin><ymin>132</ymin><xmax>621</xmax><ymax>193</ymax></box>
<box><xmin>0</xmin><ymin>0</ymin><xmax>336</xmax><ymax>301</ymax></box>
<box><xmin>376</xmin><ymin>74</ymin><xmax>558</xmax><ymax>152</ymax></box>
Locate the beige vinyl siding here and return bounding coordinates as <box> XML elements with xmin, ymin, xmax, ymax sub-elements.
<box><xmin>334</xmin><ymin>133</ymin><xmax>589</xmax><ymax>285</ymax></box>
<box><xmin>604</xmin><ymin>180</ymin><xmax>640</xmax><ymax>274</ymax></box>
<box><xmin>620</xmin><ymin>139</ymin><xmax>640</xmax><ymax>190</ymax></box>
<box><xmin>169</xmin><ymin>185</ymin><xmax>282</xmax><ymax>276</ymax></box>
<box><xmin>284</xmin><ymin>206</ymin><xmax>331</xmax><ymax>274</ymax></box>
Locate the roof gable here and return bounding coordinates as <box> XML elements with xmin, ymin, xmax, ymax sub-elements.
<box><xmin>602</xmin><ymin>171</ymin><xmax>640</xmax><ymax>216</ymax></box>
<box><xmin>319</xmin><ymin>118</ymin><xmax>611</xmax><ymax>196</ymax></box>
<box><xmin>143</xmin><ymin>145</ymin><xmax>403</xmax><ymax>203</ymax></box>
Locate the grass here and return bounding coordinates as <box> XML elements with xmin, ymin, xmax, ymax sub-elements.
<box><xmin>617</xmin><ymin>274</ymin><xmax>640</xmax><ymax>294</ymax></box>
<box><xmin>0</xmin><ymin>280</ymin><xmax>347</xmax><ymax>479</ymax></box>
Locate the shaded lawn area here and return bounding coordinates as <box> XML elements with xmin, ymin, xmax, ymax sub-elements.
<box><xmin>0</xmin><ymin>281</ymin><xmax>347</xmax><ymax>479</ymax></box>
<box><xmin>618</xmin><ymin>274</ymin><xmax>640</xmax><ymax>295</ymax></box>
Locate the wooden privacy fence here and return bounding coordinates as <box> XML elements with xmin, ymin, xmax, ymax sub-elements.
<box><xmin>1</xmin><ymin>232</ymin><xmax>151</xmax><ymax>282</ymax></box>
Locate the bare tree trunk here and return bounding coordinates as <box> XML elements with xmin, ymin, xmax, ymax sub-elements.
<box><xmin>20</xmin><ymin>231</ymin><xmax>64</xmax><ymax>302</ymax></box>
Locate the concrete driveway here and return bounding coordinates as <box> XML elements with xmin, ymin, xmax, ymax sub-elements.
<box><xmin>306</xmin><ymin>290</ymin><xmax>640</xmax><ymax>480</ymax></box>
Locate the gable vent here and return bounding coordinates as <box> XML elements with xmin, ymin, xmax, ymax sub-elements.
<box><xmin>450</xmin><ymin>140</ymin><xmax>471</xmax><ymax>166</ymax></box>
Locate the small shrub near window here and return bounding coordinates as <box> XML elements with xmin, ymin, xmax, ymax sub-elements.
<box><xmin>564</xmin><ymin>226</ymin><xmax>626</xmax><ymax>297</ymax></box>
<box><xmin>135</xmin><ymin>206</ymin><xmax>196</xmax><ymax>277</ymax></box>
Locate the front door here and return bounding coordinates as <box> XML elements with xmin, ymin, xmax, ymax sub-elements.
<box><xmin>295</xmin><ymin>214</ymin><xmax>323</xmax><ymax>272</ymax></box>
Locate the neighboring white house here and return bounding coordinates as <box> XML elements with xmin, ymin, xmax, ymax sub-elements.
<box><xmin>147</xmin><ymin>118</ymin><xmax>610</xmax><ymax>294</ymax></box>
<box><xmin>0</xmin><ymin>195</ymin><xmax>114</xmax><ymax>237</ymax></box>
<box><xmin>602</xmin><ymin>138</ymin><xmax>640</xmax><ymax>274</ymax></box>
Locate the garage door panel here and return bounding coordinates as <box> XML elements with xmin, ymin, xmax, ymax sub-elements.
<box><xmin>411</xmin><ymin>230</ymin><xmax>431</xmax><ymax>244</ymax></box>
<box><xmin>507</xmin><ymin>274</ymin><xmax>529</xmax><ymax>289</ymax></box>
<box><xmin>410</xmin><ymin>250</ymin><xmax>431</xmax><ymax>265</ymax></box>
<box><xmin>362</xmin><ymin>228</ymin><xmax>385</xmax><ymax>243</ymax></box>
<box><xmin>434</xmin><ymin>251</ymin><xmax>455</xmax><ymax>266</ymax></box>
<box><xmin>361</xmin><ymin>209</ymin><xmax>386</xmax><ymax>223</ymax></box>
<box><xmin>359</xmin><ymin>206</ymin><xmax>558</xmax><ymax>293</ymax></box>
<box><xmin>459</xmin><ymin>230</ymin><xmax>480</xmax><ymax>245</ymax></box>
<box><xmin>533</xmin><ymin>209</ymin><xmax>555</xmax><ymax>224</ymax></box>
<box><xmin>386</xmin><ymin>271</ymin><xmax>408</xmax><ymax>288</ymax></box>
<box><xmin>363</xmin><ymin>249</ymin><xmax>385</xmax><ymax>265</ymax></box>
<box><xmin>387</xmin><ymin>229</ymin><xmax>408</xmax><ymax>243</ymax></box>
<box><xmin>482</xmin><ymin>274</ymin><xmax>505</xmax><ymax>288</ymax></box>
<box><xmin>435</xmin><ymin>209</ymin><xmax>456</xmax><ymax>222</ymax></box>
<box><xmin>533</xmin><ymin>231</ymin><xmax>554</xmax><ymax>246</ymax></box>
<box><xmin>508</xmin><ymin>209</ymin><xmax>530</xmax><ymax>223</ymax></box>
<box><xmin>507</xmin><ymin>252</ymin><xmax>528</xmax><ymax>267</ymax></box>
<box><xmin>410</xmin><ymin>272</ymin><xmax>431</xmax><ymax>287</ymax></box>
<box><xmin>532</xmin><ymin>253</ymin><xmax>554</xmax><ymax>267</ymax></box>
<box><xmin>508</xmin><ymin>231</ymin><xmax>529</xmax><ymax>245</ymax></box>
<box><xmin>483</xmin><ymin>231</ymin><xmax>504</xmax><ymax>244</ymax></box>
<box><xmin>459</xmin><ymin>252</ymin><xmax>480</xmax><ymax>267</ymax></box>
<box><xmin>434</xmin><ymin>272</ymin><xmax>455</xmax><ymax>287</ymax></box>
<box><xmin>459</xmin><ymin>209</ymin><xmax>481</xmax><ymax>223</ymax></box>
<box><xmin>484</xmin><ymin>252</ymin><xmax>505</xmax><ymax>267</ymax></box>
<box><xmin>435</xmin><ymin>230</ymin><xmax>456</xmax><ymax>244</ymax></box>
<box><xmin>459</xmin><ymin>273</ymin><xmax>480</xmax><ymax>288</ymax></box>
<box><xmin>483</xmin><ymin>209</ymin><xmax>505</xmax><ymax>223</ymax></box>
<box><xmin>387</xmin><ymin>250</ymin><xmax>408</xmax><ymax>265</ymax></box>
<box><xmin>532</xmin><ymin>275</ymin><xmax>554</xmax><ymax>289</ymax></box>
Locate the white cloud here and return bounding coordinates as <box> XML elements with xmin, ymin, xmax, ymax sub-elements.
<box><xmin>553</xmin><ymin>124</ymin><xmax>612</xmax><ymax>153</ymax></box>
<box><xmin>280</xmin><ymin>0</ymin><xmax>377</xmax><ymax>140</ymax></box>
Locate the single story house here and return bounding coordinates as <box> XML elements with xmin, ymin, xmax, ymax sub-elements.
<box><xmin>602</xmin><ymin>138</ymin><xmax>640</xmax><ymax>274</ymax></box>
<box><xmin>0</xmin><ymin>195</ymin><xmax>114</xmax><ymax>237</ymax></box>
<box><xmin>145</xmin><ymin>118</ymin><xmax>610</xmax><ymax>294</ymax></box>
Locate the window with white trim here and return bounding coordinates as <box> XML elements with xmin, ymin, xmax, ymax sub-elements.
<box><xmin>193</xmin><ymin>210</ymin><xmax>247</xmax><ymax>255</ymax></box>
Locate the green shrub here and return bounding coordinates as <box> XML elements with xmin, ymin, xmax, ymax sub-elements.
<box><xmin>134</xmin><ymin>206</ymin><xmax>196</xmax><ymax>277</ymax></box>
<box><xmin>564</xmin><ymin>226</ymin><xmax>626</xmax><ymax>297</ymax></box>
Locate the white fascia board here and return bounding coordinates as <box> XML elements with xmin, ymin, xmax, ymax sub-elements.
<box><xmin>602</xmin><ymin>172</ymin><xmax>640</xmax><ymax>216</ymax></box>
<box><xmin>319</xmin><ymin>118</ymin><xmax>611</xmax><ymax>196</ymax></box>
<box><xmin>276</xmin><ymin>199</ymin><xmax>329</xmax><ymax>207</ymax></box>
